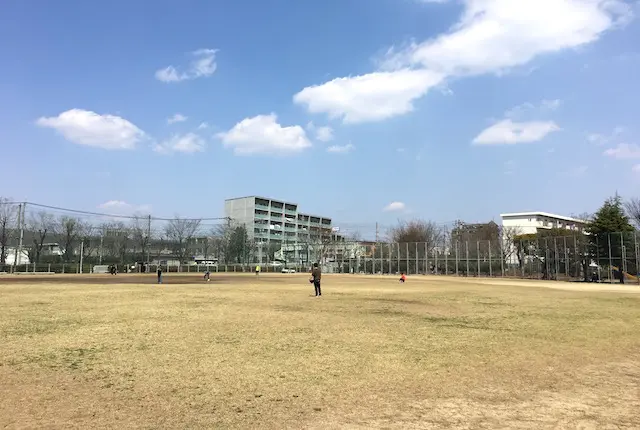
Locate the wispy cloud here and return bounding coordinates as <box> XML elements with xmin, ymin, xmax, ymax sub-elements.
<box><xmin>155</xmin><ymin>49</ymin><xmax>218</xmax><ymax>83</ymax></box>
<box><xmin>383</xmin><ymin>201</ymin><xmax>406</xmax><ymax>212</ymax></box>
<box><xmin>472</xmin><ymin>120</ymin><xmax>560</xmax><ymax>145</ymax></box>
<box><xmin>167</xmin><ymin>113</ymin><xmax>188</xmax><ymax>124</ymax></box>
<box><xmin>327</xmin><ymin>143</ymin><xmax>355</xmax><ymax>154</ymax></box>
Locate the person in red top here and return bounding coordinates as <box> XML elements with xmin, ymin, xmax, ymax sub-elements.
<box><xmin>399</xmin><ymin>273</ymin><xmax>406</xmax><ymax>283</ymax></box>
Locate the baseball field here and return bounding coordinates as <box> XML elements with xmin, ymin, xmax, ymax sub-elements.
<box><xmin>1</xmin><ymin>273</ymin><xmax>639</xmax><ymax>429</ymax></box>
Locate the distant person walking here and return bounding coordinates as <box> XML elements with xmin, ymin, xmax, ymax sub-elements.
<box><xmin>399</xmin><ymin>273</ymin><xmax>406</xmax><ymax>283</ymax></box>
<box><xmin>311</xmin><ymin>262</ymin><xmax>321</xmax><ymax>297</ymax></box>
<box><xmin>157</xmin><ymin>267</ymin><xmax>163</xmax><ymax>284</ymax></box>
<box><xmin>204</xmin><ymin>269</ymin><xmax>210</xmax><ymax>282</ymax></box>
<box><xmin>255</xmin><ymin>265</ymin><xmax>261</xmax><ymax>276</ymax></box>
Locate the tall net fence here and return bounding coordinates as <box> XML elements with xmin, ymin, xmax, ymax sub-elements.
<box><xmin>0</xmin><ymin>200</ymin><xmax>638</xmax><ymax>283</ymax></box>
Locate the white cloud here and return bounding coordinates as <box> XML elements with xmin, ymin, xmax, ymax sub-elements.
<box><xmin>36</xmin><ymin>109</ymin><xmax>145</xmax><ymax>150</ymax></box>
<box><xmin>154</xmin><ymin>133</ymin><xmax>206</xmax><ymax>154</ymax></box>
<box><xmin>472</xmin><ymin>119</ymin><xmax>560</xmax><ymax>145</ymax></box>
<box><xmin>541</xmin><ymin>99</ymin><xmax>562</xmax><ymax>110</ymax></box>
<box><xmin>306</xmin><ymin>122</ymin><xmax>335</xmax><ymax>142</ymax></box>
<box><xmin>296</xmin><ymin>0</ymin><xmax>631</xmax><ymax>123</ymax></box>
<box><xmin>197</xmin><ymin>122</ymin><xmax>209</xmax><ymax>130</ymax></box>
<box><xmin>633</xmin><ymin>164</ymin><xmax>640</xmax><ymax>174</ymax></box>
<box><xmin>217</xmin><ymin>114</ymin><xmax>312</xmax><ymax>155</ymax></box>
<box><xmin>327</xmin><ymin>143</ymin><xmax>355</xmax><ymax>154</ymax></box>
<box><xmin>293</xmin><ymin>69</ymin><xmax>444</xmax><ymax>124</ymax></box>
<box><xmin>504</xmin><ymin>99</ymin><xmax>562</xmax><ymax>119</ymax></box>
<box><xmin>155</xmin><ymin>49</ymin><xmax>218</xmax><ymax>83</ymax></box>
<box><xmin>382</xmin><ymin>0</ymin><xmax>632</xmax><ymax>76</ymax></box>
<box><xmin>315</xmin><ymin>126</ymin><xmax>334</xmax><ymax>142</ymax></box>
<box><xmin>167</xmin><ymin>113</ymin><xmax>187</xmax><ymax>124</ymax></box>
<box><xmin>603</xmin><ymin>143</ymin><xmax>640</xmax><ymax>159</ymax></box>
<box><xmin>98</xmin><ymin>200</ymin><xmax>152</xmax><ymax>215</ymax></box>
<box><xmin>587</xmin><ymin>126</ymin><xmax>625</xmax><ymax>145</ymax></box>
<box><xmin>383</xmin><ymin>202</ymin><xmax>406</xmax><ymax>212</ymax></box>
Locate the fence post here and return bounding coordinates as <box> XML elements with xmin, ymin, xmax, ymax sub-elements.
<box><xmin>415</xmin><ymin>243</ymin><xmax>418</xmax><ymax>275</ymax></box>
<box><xmin>405</xmin><ymin>242</ymin><xmax>409</xmax><ymax>275</ymax></box>
<box><xmin>455</xmin><ymin>241</ymin><xmax>460</xmax><ymax>276</ymax></box>
<box><xmin>607</xmin><ymin>233</ymin><xmax>613</xmax><ymax>283</ymax></box>
<box><xmin>499</xmin><ymin>238</ymin><xmax>504</xmax><ymax>277</ymax></box>
<box><xmin>563</xmin><ymin>237</ymin><xmax>569</xmax><ymax>277</ymax></box>
<box><xmin>424</xmin><ymin>242</ymin><xmax>428</xmax><ymax>275</ymax></box>
<box><xmin>48</xmin><ymin>263</ymin><xmax>51</xmax><ymax>273</ymax></box>
<box><xmin>444</xmin><ymin>237</ymin><xmax>449</xmax><ymax>275</ymax></box>
<box><xmin>488</xmin><ymin>240</ymin><xmax>492</xmax><ymax>277</ymax></box>
<box><xmin>476</xmin><ymin>240</ymin><xmax>480</xmax><ymax>277</ymax></box>
<box><xmin>465</xmin><ymin>241</ymin><xmax>469</xmax><ymax>276</ymax></box>
<box><xmin>633</xmin><ymin>231</ymin><xmax>640</xmax><ymax>285</ymax></box>
<box><xmin>621</xmin><ymin>232</ymin><xmax>627</xmax><ymax>275</ymax></box>
<box><xmin>434</xmin><ymin>240</ymin><xmax>438</xmax><ymax>275</ymax></box>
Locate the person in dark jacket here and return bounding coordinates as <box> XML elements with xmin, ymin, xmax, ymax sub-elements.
<box><xmin>311</xmin><ymin>263</ymin><xmax>321</xmax><ymax>297</ymax></box>
<box><xmin>157</xmin><ymin>267</ymin><xmax>163</xmax><ymax>284</ymax></box>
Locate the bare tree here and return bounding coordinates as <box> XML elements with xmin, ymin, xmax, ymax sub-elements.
<box><xmin>27</xmin><ymin>211</ymin><xmax>55</xmax><ymax>264</ymax></box>
<box><xmin>498</xmin><ymin>226</ymin><xmax>521</xmax><ymax>266</ymax></box>
<box><xmin>625</xmin><ymin>198</ymin><xmax>640</xmax><ymax>229</ymax></box>
<box><xmin>131</xmin><ymin>216</ymin><xmax>151</xmax><ymax>262</ymax></box>
<box><xmin>164</xmin><ymin>217</ymin><xmax>201</xmax><ymax>263</ymax></box>
<box><xmin>78</xmin><ymin>222</ymin><xmax>97</xmax><ymax>260</ymax></box>
<box><xmin>101</xmin><ymin>222</ymin><xmax>132</xmax><ymax>264</ymax></box>
<box><xmin>211</xmin><ymin>224</ymin><xmax>231</xmax><ymax>263</ymax></box>
<box><xmin>0</xmin><ymin>198</ymin><xmax>18</xmax><ymax>265</ymax></box>
<box><xmin>56</xmin><ymin>216</ymin><xmax>82</xmax><ymax>262</ymax></box>
<box><xmin>389</xmin><ymin>219</ymin><xmax>443</xmax><ymax>256</ymax></box>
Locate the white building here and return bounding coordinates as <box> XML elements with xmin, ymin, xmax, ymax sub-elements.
<box><xmin>500</xmin><ymin>212</ymin><xmax>589</xmax><ymax>265</ymax></box>
<box><xmin>500</xmin><ymin>212</ymin><xmax>588</xmax><ymax>235</ymax></box>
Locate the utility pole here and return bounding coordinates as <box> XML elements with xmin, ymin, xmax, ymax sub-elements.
<box><xmin>13</xmin><ymin>203</ymin><xmax>24</xmax><ymax>271</ymax></box>
<box><xmin>146</xmin><ymin>214</ymin><xmax>151</xmax><ymax>269</ymax></box>
<box><xmin>79</xmin><ymin>240</ymin><xmax>84</xmax><ymax>273</ymax></box>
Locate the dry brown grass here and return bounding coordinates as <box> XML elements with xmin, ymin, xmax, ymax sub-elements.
<box><xmin>1</xmin><ymin>274</ymin><xmax>639</xmax><ymax>429</ymax></box>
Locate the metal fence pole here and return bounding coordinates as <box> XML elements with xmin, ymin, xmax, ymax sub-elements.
<box><xmin>424</xmin><ymin>242</ymin><xmax>428</xmax><ymax>274</ymax></box>
<box><xmin>444</xmin><ymin>236</ymin><xmax>449</xmax><ymax>275</ymax></box>
<box><xmin>607</xmin><ymin>233</ymin><xmax>613</xmax><ymax>283</ymax></box>
<box><xmin>553</xmin><ymin>237</ymin><xmax>559</xmax><ymax>279</ymax></box>
<box><xmin>499</xmin><ymin>238</ymin><xmax>504</xmax><ymax>277</ymax></box>
<box><xmin>434</xmin><ymin>240</ymin><xmax>438</xmax><ymax>275</ymax></box>
<box><xmin>635</xmin><ymin>232</ymin><xmax>639</xmax><ymax>285</ymax></box>
<box><xmin>563</xmin><ymin>237</ymin><xmax>568</xmax><ymax>277</ymax></box>
<box><xmin>405</xmin><ymin>242</ymin><xmax>409</xmax><ymax>275</ymax></box>
<box><xmin>455</xmin><ymin>239</ymin><xmax>460</xmax><ymax>276</ymax></box>
<box><xmin>621</xmin><ymin>232</ymin><xmax>627</xmax><ymax>275</ymax></box>
<box><xmin>476</xmin><ymin>240</ymin><xmax>480</xmax><ymax>277</ymax></box>
<box><xmin>415</xmin><ymin>242</ymin><xmax>418</xmax><ymax>275</ymax></box>
<box><xmin>465</xmin><ymin>241</ymin><xmax>469</xmax><ymax>276</ymax></box>
<box><xmin>488</xmin><ymin>240</ymin><xmax>492</xmax><ymax>277</ymax></box>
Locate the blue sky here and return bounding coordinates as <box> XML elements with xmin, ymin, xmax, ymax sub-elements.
<box><xmin>1</xmin><ymin>0</ymin><xmax>639</xmax><ymax>233</ymax></box>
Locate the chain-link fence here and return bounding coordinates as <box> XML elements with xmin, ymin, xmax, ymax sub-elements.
<box><xmin>0</xmin><ymin>201</ymin><xmax>638</xmax><ymax>283</ymax></box>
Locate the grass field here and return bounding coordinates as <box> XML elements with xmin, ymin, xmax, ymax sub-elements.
<box><xmin>1</xmin><ymin>274</ymin><xmax>639</xmax><ymax>429</ymax></box>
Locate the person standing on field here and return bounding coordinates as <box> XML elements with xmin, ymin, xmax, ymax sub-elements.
<box><xmin>157</xmin><ymin>267</ymin><xmax>163</xmax><ymax>284</ymax></box>
<box><xmin>311</xmin><ymin>262</ymin><xmax>321</xmax><ymax>297</ymax></box>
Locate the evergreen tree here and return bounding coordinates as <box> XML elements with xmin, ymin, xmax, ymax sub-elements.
<box><xmin>587</xmin><ymin>195</ymin><xmax>635</xmax><ymax>270</ymax></box>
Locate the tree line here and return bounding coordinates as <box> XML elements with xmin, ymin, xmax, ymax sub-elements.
<box><xmin>1</xmin><ymin>195</ymin><xmax>639</xmax><ymax>272</ymax></box>
<box><xmin>383</xmin><ymin>195</ymin><xmax>639</xmax><ymax>279</ymax></box>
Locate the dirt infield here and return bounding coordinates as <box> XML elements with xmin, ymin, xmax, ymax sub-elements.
<box><xmin>2</xmin><ymin>272</ymin><xmax>639</xmax><ymax>294</ymax></box>
<box><xmin>0</xmin><ymin>273</ymin><xmax>307</xmax><ymax>285</ymax></box>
